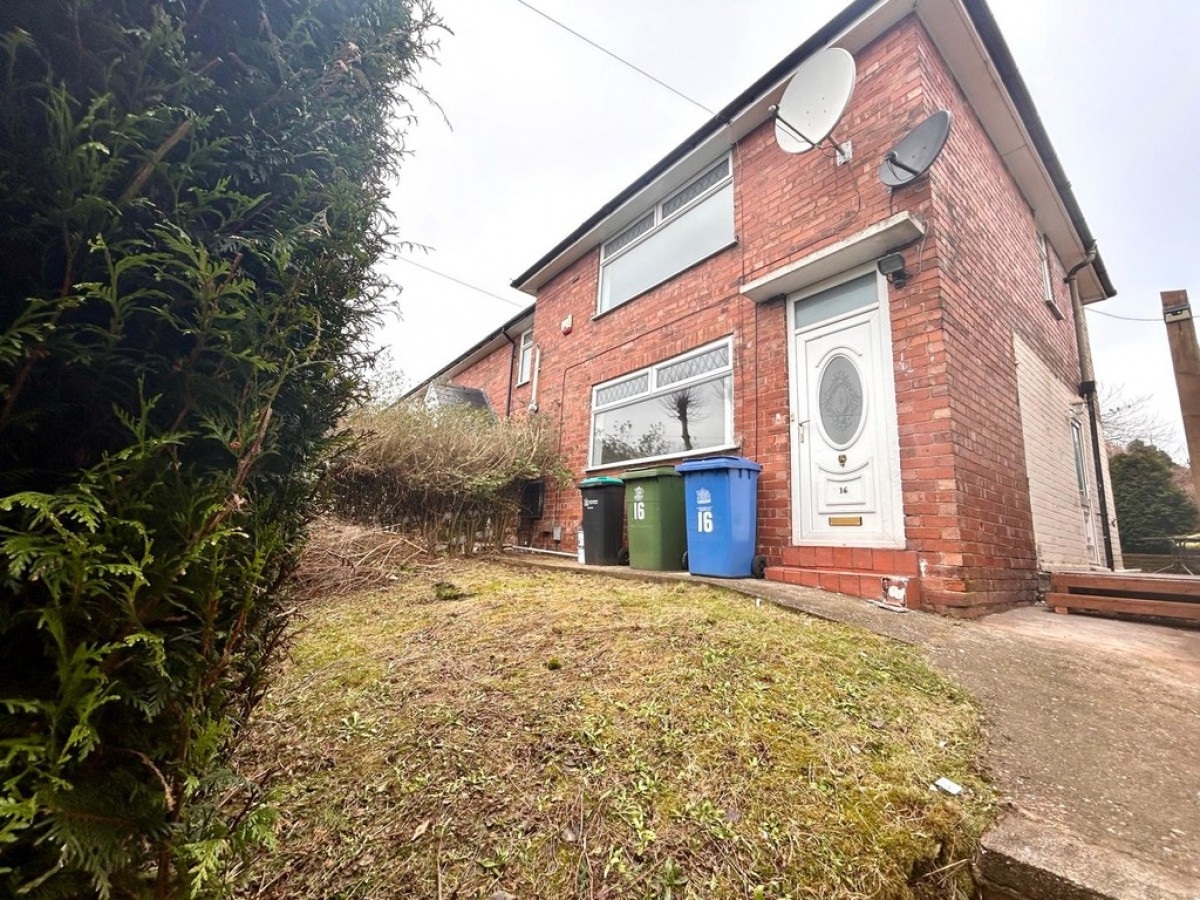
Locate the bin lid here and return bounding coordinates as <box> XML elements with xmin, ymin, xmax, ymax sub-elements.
<box><xmin>620</xmin><ymin>466</ymin><xmax>681</xmax><ymax>481</ymax></box>
<box><xmin>579</xmin><ymin>476</ymin><xmax>624</xmax><ymax>487</ymax></box>
<box><xmin>675</xmin><ymin>455</ymin><xmax>763</xmax><ymax>474</ymax></box>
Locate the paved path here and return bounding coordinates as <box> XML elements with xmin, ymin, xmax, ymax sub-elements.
<box><xmin>501</xmin><ymin>555</ymin><xmax>1200</xmax><ymax>898</ymax></box>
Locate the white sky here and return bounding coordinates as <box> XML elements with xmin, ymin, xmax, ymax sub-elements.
<box><xmin>377</xmin><ymin>0</ymin><xmax>1200</xmax><ymax>459</ymax></box>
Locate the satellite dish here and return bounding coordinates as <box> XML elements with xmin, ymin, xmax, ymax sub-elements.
<box><xmin>879</xmin><ymin>109</ymin><xmax>953</xmax><ymax>188</ymax></box>
<box><xmin>772</xmin><ymin>48</ymin><xmax>857</xmax><ymax>155</ymax></box>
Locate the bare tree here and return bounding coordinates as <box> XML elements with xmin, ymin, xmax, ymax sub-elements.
<box><xmin>661</xmin><ymin>386</ymin><xmax>709</xmax><ymax>452</ymax></box>
<box><xmin>1100</xmin><ymin>383</ymin><xmax>1181</xmax><ymax>458</ymax></box>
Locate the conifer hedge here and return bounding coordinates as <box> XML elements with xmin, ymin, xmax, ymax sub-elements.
<box><xmin>0</xmin><ymin>1</ymin><xmax>437</xmax><ymax>895</ymax></box>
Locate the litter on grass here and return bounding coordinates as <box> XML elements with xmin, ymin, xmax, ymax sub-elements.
<box><xmin>934</xmin><ymin>776</ymin><xmax>964</xmax><ymax>796</ymax></box>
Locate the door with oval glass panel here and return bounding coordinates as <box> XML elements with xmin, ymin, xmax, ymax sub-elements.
<box><xmin>792</xmin><ymin>273</ymin><xmax>904</xmax><ymax>546</ymax></box>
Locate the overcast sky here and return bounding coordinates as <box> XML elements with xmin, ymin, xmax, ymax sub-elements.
<box><xmin>376</xmin><ymin>0</ymin><xmax>1200</xmax><ymax>459</ymax></box>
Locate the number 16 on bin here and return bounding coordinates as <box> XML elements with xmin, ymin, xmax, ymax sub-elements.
<box><xmin>694</xmin><ymin>487</ymin><xmax>714</xmax><ymax>533</ymax></box>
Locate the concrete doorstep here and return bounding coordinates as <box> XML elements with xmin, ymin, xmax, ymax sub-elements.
<box><xmin>496</xmin><ymin>554</ymin><xmax>1200</xmax><ymax>900</ymax></box>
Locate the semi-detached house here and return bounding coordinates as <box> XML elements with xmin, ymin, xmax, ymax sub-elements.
<box><xmin>411</xmin><ymin>0</ymin><xmax>1123</xmax><ymax>617</ymax></box>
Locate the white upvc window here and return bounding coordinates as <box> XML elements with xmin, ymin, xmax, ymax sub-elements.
<box><xmin>597</xmin><ymin>154</ymin><xmax>735</xmax><ymax>315</ymax></box>
<box><xmin>589</xmin><ymin>337</ymin><xmax>735</xmax><ymax>469</ymax></box>
<box><xmin>517</xmin><ymin>329</ymin><xmax>534</xmax><ymax>385</ymax></box>
<box><xmin>1071</xmin><ymin>418</ymin><xmax>1089</xmax><ymax>502</ymax></box>
<box><xmin>1039</xmin><ymin>233</ymin><xmax>1064</xmax><ymax>320</ymax></box>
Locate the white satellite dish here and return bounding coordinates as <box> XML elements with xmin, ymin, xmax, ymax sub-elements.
<box><xmin>772</xmin><ymin>47</ymin><xmax>857</xmax><ymax>155</ymax></box>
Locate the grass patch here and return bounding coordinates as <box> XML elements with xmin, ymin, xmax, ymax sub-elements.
<box><xmin>236</xmin><ymin>560</ymin><xmax>993</xmax><ymax>898</ymax></box>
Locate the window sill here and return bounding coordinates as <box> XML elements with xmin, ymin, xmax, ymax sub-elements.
<box><xmin>584</xmin><ymin>442</ymin><xmax>741</xmax><ymax>474</ymax></box>
<box><xmin>515</xmin><ymin>379</ymin><xmax>530</xmax><ymax>387</ymax></box>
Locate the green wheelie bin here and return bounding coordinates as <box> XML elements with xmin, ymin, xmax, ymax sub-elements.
<box><xmin>622</xmin><ymin>466</ymin><xmax>687</xmax><ymax>571</ymax></box>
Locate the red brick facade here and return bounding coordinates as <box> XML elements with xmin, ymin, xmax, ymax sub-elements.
<box><xmin>444</xmin><ymin>17</ymin><xmax>1098</xmax><ymax>616</ymax></box>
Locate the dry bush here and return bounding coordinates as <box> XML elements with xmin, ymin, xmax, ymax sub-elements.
<box><xmin>330</xmin><ymin>403</ymin><xmax>569</xmax><ymax>553</ymax></box>
<box><xmin>290</xmin><ymin>519</ymin><xmax>430</xmax><ymax>604</ymax></box>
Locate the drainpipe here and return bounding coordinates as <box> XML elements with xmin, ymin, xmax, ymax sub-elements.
<box><xmin>1066</xmin><ymin>243</ymin><xmax>1114</xmax><ymax>569</ymax></box>
<box><xmin>503</xmin><ymin>330</ymin><xmax>517</xmax><ymax>417</ymax></box>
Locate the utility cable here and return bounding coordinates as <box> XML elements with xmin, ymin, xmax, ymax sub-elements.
<box><xmin>1086</xmin><ymin>307</ymin><xmax>1163</xmax><ymax>323</ymax></box>
<box><xmin>396</xmin><ymin>257</ymin><xmax>529</xmax><ymax>309</ymax></box>
<box><xmin>512</xmin><ymin>0</ymin><xmax>716</xmax><ymax>117</ymax></box>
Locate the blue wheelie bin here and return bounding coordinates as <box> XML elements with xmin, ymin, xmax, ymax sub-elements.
<box><xmin>675</xmin><ymin>455</ymin><xmax>765</xmax><ymax>578</ymax></box>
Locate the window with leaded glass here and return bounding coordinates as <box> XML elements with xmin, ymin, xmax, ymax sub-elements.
<box><xmin>598</xmin><ymin>153</ymin><xmax>735</xmax><ymax>315</ymax></box>
<box><xmin>590</xmin><ymin>338</ymin><xmax>734</xmax><ymax>468</ymax></box>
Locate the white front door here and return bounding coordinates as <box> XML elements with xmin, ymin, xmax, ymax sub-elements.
<box><xmin>791</xmin><ymin>272</ymin><xmax>904</xmax><ymax>547</ymax></box>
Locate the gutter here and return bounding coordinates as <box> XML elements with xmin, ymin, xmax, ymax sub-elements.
<box><xmin>960</xmin><ymin>0</ymin><xmax>1116</xmax><ymax>300</ymax></box>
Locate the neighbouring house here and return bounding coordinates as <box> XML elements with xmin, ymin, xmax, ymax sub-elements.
<box><xmin>423</xmin><ymin>383</ymin><xmax>494</xmax><ymax>414</ymax></box>
<box><xmin>408</xmin><ymin>0</ymin><xmax>1124</xmax><ymax>616</ymax></box>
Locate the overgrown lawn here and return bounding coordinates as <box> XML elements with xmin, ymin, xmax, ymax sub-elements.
<box><xmin>236</xmin><ymin>561</ymin><xmax>992</xmax><ymax>898</ymax></box>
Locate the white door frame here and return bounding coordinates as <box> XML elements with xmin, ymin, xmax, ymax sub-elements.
<box><xmin>786</xmin><ymin>264</ymin><xmax>906</xmax><ymax>547</ymax></box>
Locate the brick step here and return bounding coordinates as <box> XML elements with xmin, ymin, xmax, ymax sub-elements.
<box><xmin>766</xmin><ymin>565</ymin><xmax>921</xmax><ymax>608</ymax></box>
<box><xmin>780</xmin><ymin>545</ymin><xmax>919</xmax><ymax>577</ymax></box>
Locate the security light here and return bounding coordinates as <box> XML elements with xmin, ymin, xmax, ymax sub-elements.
<box><xmin>877</xmin><ymin>252</ymin><xmax>910</xmax><ymax>288</ymax></box>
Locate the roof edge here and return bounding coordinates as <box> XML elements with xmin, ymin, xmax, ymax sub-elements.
<box><xmin>960</xmin><ymin>0</ymin><xmax>1115</xmax><ymax>299</ymax></box>
<box><xmin>509</xmin><ymin>0</ymin><xmax>881</xmax><ymax>293</ymax></box>
<box><xmin>510</xmin><ymin>0</ymin><xmax>1116</xmax><ymax>302</ymax></box>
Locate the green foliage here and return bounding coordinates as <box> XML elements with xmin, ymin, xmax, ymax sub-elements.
<box><xmin>0</xmin><ymin>0</ymin><xmax>439</xmax><ymax>895</ymax></box>
<box><xmin>332</xmin><ymin>403</ymin><xmax>570</xmax><ymax>552</ymax></box>
<box><xmin>1111</xmin><ymin>441</ymin><xmax>1200</xmax><ymax>554</ymax></box>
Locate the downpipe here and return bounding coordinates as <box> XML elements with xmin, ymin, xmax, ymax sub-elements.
<box><xmin>1066</xmin><ymin>244</ymin><xmax>1114</xmax><ymax>569</ymax></box>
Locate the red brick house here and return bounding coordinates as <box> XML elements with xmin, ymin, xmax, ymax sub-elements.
<box><xmin>411</xmin><ymin>0</ymin><xmax>1123</xmax><ymax>616</ymax></box>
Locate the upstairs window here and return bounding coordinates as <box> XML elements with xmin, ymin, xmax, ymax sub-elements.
<box><xmin>598</xmin><ymin>155</ymin><xmax>735</xmax><ymax>315</ymax></box>
<box><xmin>517</xmin><ymin>329</ymin><xmax>534</xmax><ymax>384</ymax></box>
<box><xmin>590</xmin><ymin>338</ymin><xmax>734</xmax><ymax>468</ymax></box>
<box><xmin>1039</xmin><ymin>233</ymin><xmax>1064</xmax><ymax>320</ymax></box>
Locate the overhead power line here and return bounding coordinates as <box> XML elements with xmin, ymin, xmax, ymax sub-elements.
<box><xmin>397</xmin><ymin>257</ymin><xmax>528</xmax><ymax>309</ymax></box>
<box><xmin>1086</xmin><ymin>308</ymin><xmax>1163</xmax><ymax>323</ymax></box>
<box><xmin>512</xmin><ymin>0</ymin><xmax>716</xmax><ymax>117</ymax></box>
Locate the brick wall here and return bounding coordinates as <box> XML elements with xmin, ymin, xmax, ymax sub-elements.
<box><xmin>915</xmin><ymin>22</ymin><xmax>1098</xmax><ymax>613</ymax></box>
<box><xmin>446</xmin><ymin>16</ymin><xmax>1109</xmax><ymax>613</ymax></box>
<box><xmin>443</xmin><ymin>332</ymin><xmax>533</xmax><ymax>418</ymax></box>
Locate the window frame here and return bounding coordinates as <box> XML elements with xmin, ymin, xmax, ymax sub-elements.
<box><xmin>587</xmin><ymin>336</ymin><xmax>736</xmax><ymax>471</ymax></box>
<box><xmin>1039</xmin><ymin>233</ymin><xmax>1065</xmax><ymax>321</ymax></box>
<box><xmin>596</xmin><ymin>153</ymin><xmax>734</xmax><ymax>315</ymax></box>
<box><xmin>1070</xmin><ymin>417</ymin><xmax>1090</xmax><ymax>503</ymax></box>
<box><xmin>516</xmin><ymin>328</ymin><xmax>534</xmax><ymax>386</ymax></box>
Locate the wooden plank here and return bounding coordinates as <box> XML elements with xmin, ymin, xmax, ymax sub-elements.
<box><xmin>1044</xmin><ymin>592</ymin><xmax>1200</xmax><ymax>621</ymax></box>
<box><xmin>1049</xmin><ymin>572</ymin><xmax>1200</xmax><ymax>598</ymax></box>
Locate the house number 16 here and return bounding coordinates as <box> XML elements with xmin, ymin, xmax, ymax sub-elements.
<box><xmin>697</xmin><ymin>509</ymin><xmax>714</xmax><ymax>533</ymax></box>
<box><xmin>633</xmin><ymin>501</ymin><xmax>645</xmax><ymax>520</ymax></box>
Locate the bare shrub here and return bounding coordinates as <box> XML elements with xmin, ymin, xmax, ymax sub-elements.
<box><xmin>331</xmin><ymin>404</ymin><xmax>569</xmax><ymax>553</ymax></box>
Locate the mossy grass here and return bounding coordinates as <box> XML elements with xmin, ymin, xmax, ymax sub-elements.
<box><xmin>237</xmin><ymin>560</ymin><xmax>993</xmax><ymax>898</ymax></box>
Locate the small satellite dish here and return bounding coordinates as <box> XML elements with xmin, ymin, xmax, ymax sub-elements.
<box><xmin>772</xmin><ymin>48</ymin><xmax>857</xmax><ymax>155</ymax></box>
<box><xmin>879</xmin><ymin>109</ymin><xmax>952</xmax><ymax>188</ymax></box>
